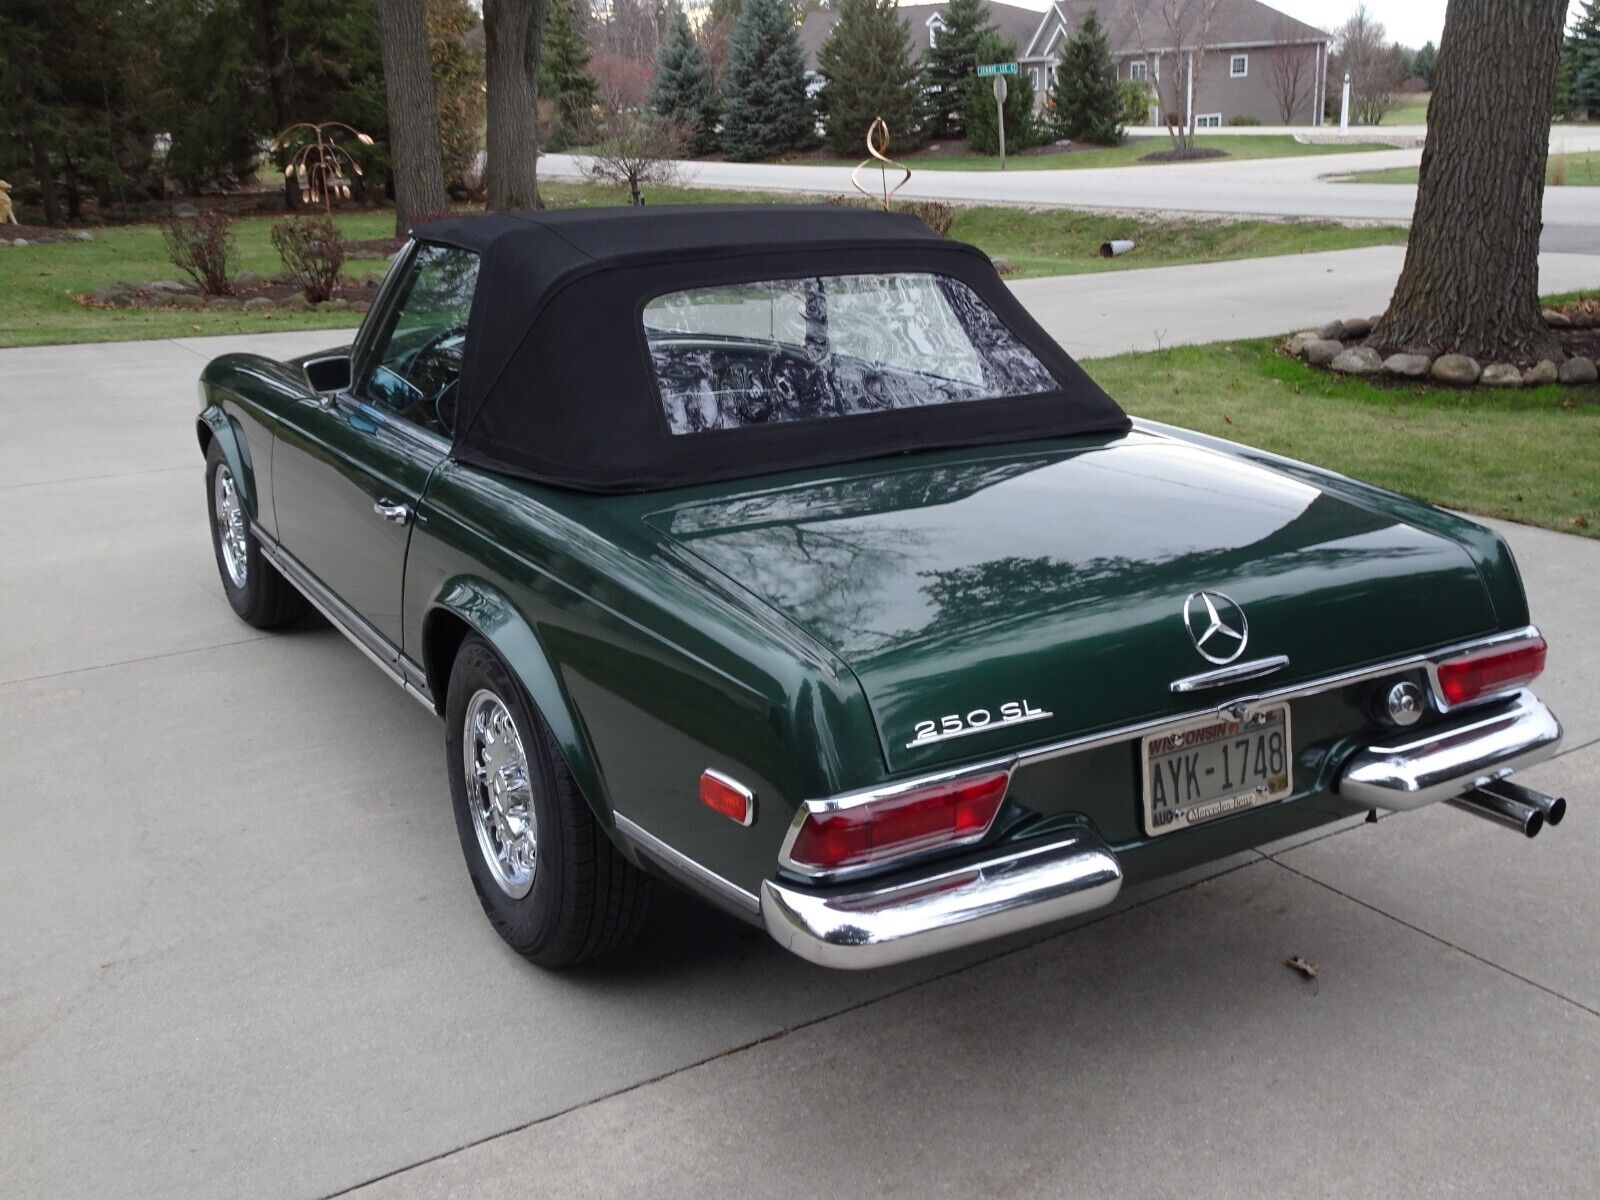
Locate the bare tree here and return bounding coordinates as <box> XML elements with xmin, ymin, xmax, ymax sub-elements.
<box><xmin>586</xmin><ymin>81</ymin><xmax>688</xmax><ymax>205</ymax></box>
<box><xmin>1334</xmin><ymin>4</ymin><xmax>1406</xmax><ymax>124</ymax></box>
<box><xmin>1126</xmin><ymin>0</ymin><xmax>1221</xmax><ymax>156</ymax></box>
<box><xmin>1368</xmin><ymin>0</ymin><xmax>1567</xmax><ymax>363</ymax></box>
<box><xmin>483</xmin><ymin>0</ymin><xmax>552</xmax><ymax>210</ymax></box>
<box><xmin>1265</xmin><ymin>15</ymin><xmax>1312</xmax><ymax>125</ymax></box>
<box><xmin>376</xmin><ymin>0</ymin><xmax>451</xmax><ymax>236</ymax></box>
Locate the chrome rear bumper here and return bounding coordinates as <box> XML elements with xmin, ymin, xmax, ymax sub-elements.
<box><xmin>1337</xmin><ymin>689</ymin><xmax>1562</xmax><ymax>811</ymax></box>
<box><xmin>761</xmin><ymin>830</ymin><xmax>1123</xmax><ymax>970</ymax></box>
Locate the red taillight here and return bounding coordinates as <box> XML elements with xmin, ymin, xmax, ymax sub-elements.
<box><xmin>1435</xmin><ymin>636</ymin><xmax>1547</xmax><ymax>707</ymax></box>
<box><xmin>699</xmin><ymin>770</ymin><xmax>754</xmax><ymax>825</ymax></box>
<box><xmin>788</xmin><ymin>770</ymin><xmax>1009</xmax><ymax>872</ymax></box>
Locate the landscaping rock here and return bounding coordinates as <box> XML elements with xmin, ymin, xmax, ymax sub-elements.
<box><xmin>322</xmin><ymin>298</ymin><xmax>353</xmax><ymax>311</ymax></box>
<box><xmin>170</xmin><ymin>293</ymin><xmax>205</xmax><ymax>309</ymax></box>
<box><xmin>1572</xmin><ymin>310</ymin><xmax>1597</xmax><ymax>330</ymax></box>
<box><xmin>1431</xmin><ymin>354</ymin><xmax>1481</xmax><ymax>386</ymax></box>
<box><xmin>146</xmin><ymin>280</ymin><xmax>191</xmax><ymax>293</ymax></box>
<box><xmin>1480</xmin><ymin>363</ymin><xmax>1523</xmax><ymax>388</ymax></box>
<box><xmin>1524</xmin><ymin>360</ymin><xmax>1559</xmax><ymax>385</ymax></box>
<box><xmin>235</xmin><ymin>270</ymin><xmax>265</xmax><ymax>286</ymax></box>
<box><xmin>1302</xmin><ymin>338</ymin><xmax>1345</xmax><ymax>367</ymax></box>
<box><xmin>1558</xmin><ymin>356</ymin><xmax>1598</xmax><ymax>385</ymax></box>
<box><xmin>207</xmin><ymin>296</ymin><xmax>243</xmax><ymax>310</ymax></box>
<box><xmin>241</xmin><ymin>296</ymin><xmax>276</xmax><ymax>311</ymax></box>
<box><xmin>72</xmin><ymin>230</ymin><xmax>95</xmax><ymax>242</ymax></box>
<box><xmin>989</xmin><ymin>255</ymin><xmax>1014</xmax><ymax>272</ymax></box>
<box><xmin>1340</xmin><ymin>316</ymin><xmax>1373</xmax><ymax>339</ymax></box>
<box><xmin>1316</xmin><ymin>320</ymin><xmax>1346</xmax><ymax>341</ymax></box>
<box><xmin>280</xmin><ymin>294</ymin><xmax>313</xmax><ymax>310</ymax></box>
<box><xmin>1543</xmin><ymin>308</ymin><xmax>1572</xmax><ymax>329</ymax></box>
<box><xmin>172</xmin><ymin>202</ymin><xmax>201</xmax><ymax>219</ymax></box>
<box><xmin>1330</xmin><ymin>346</ymin><xmax>1382</xmax><ymax>375</ymax></box>
<box><xmin>1382</xmin><ymin>353</ymin><xmax>1432</xmax><ymax>378</ymax></box>
<box><xmin>11</xmin><ymin>238</ymin><xmax>28</xmax><ymax>246</ymax></box>
<box><xmin>1284</xmin><ymin>331</ymin><xmax>1318</xmax><ymax>355</ymax></box>
<box><xmin>88</xmin><ymin>284</ymin><xmax>133</xmax><ymax>305</ymax></box>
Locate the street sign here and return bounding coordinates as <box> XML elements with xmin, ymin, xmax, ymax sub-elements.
<box><xmin>992</xmin><ymin>75</ymin><xmax>1008</xmax><ymax>104</ymax></box>
<box><xmin>976</xmin><ymin>61</ymin><xmax>1017</xmax><ymax>77</ymax></box>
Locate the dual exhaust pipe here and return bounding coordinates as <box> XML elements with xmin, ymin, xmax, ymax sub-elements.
<box><xmin>1448</xmin><ymin>778</ymin><xmax>1567</xmax><ymax>839</ymax></box>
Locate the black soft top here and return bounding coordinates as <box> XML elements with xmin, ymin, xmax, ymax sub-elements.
<box><xmin>412</xmin><ymin>206</ymin><xmax>1129</xmax><ymax>492</ymax></box>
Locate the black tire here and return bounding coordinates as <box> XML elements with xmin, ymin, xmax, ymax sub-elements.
<box><xmin>205</xmin><ymin>441</ymin><xmax>309</xmax><ymax>630</ymax></box>
<box><xmin>444</xmin><ymin>635</ymin><xmax>653</xmax><ymax>967</ymax></box>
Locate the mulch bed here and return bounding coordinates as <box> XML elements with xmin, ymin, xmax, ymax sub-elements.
<box><xmin>78</xmin><ymin>274</ymin><xmax>382</xmax><ymax>312</ymax></box>
<box><xmin>2</xmin><ymin>223</ymin><xmax>86</xmax><ymax>245</ymax></box>
<box><xmin>1139</xmin><ymin>147</ymin><xmax>1229</xmax><ymax>163</ymax></box>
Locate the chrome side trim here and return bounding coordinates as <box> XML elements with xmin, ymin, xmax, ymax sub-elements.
<box><xmin>762</xmin><ymin>828</ymin><xmax>1124</xmax><ymax>970</ymax></box>
<box><xmin>1336</xmin><ymin>690</ymin><xmax>1562</xmax><ymax>811</ymax></box>
<box><xmin>777</xmin><ymin>758</ymin><xmax>1019</xmax><ymax>884</ymax></box>
<box><xmin>252</xmin><ymin>523</ymin><xmax>437</xmax><ymax>715</ymax></box>
<box><xmin>613</xmin><ymin>813</ymin><xmax>761</xmax><ymax>916</ymax></box>
<box><xmin>1169</xmin><ymin>654</ymin><xmax>1291</xmax><ymax>693</ymax></box>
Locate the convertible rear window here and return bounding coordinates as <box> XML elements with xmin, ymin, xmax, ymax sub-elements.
<box><xmin>643</xmin><ymin>273</ymin><xmax>1059</xmax><ymax>435</ymax></box>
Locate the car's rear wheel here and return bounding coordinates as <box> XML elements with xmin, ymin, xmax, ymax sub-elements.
<box><xmin>205</xmin><ymin>442</ymin><xmax>308</xmax><ymax>629</ymax></box>
<box><xmin>444</xmin><ymin>635</ymin><xmax>653</xmax><ymax>967</ymax></box>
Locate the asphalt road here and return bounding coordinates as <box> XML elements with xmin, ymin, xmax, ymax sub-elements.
<box><xmin>542</xmin><ymin>128</ymin><xmax>1600</xmax><ymax>255</ymax></box>
<box><xmin>2</xmin><ymin>295</ymin><xmax>1597</xmax><ymax>1197</ymax></box>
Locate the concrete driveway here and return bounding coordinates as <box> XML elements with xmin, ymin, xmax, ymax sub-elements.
<box><xmin>1</xmin><ymin>320</ymin><xmax>1596</xmax><ymax>1199</ymax></box>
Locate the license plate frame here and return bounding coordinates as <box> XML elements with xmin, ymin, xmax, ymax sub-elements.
<box><xmin>1140</xmin><ymin>703</ymin><xmax>1293</xmax><ymax>837</ymax></box>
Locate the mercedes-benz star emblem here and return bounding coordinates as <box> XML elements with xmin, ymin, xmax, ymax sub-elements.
<box><xmin>1183</xmin><ymin>591</ymin><xmax>1249</xmax><ymax>665</ymax></box>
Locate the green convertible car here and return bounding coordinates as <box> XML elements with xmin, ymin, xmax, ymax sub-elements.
<box><xmin>198</xmin><ymin>206</ymin><xmax>1567</xmax><ymax>970</ymax></box>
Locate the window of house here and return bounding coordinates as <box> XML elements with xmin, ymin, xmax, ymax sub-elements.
<box><xmin>1129</xmin><ymin>59</ymin><xmax>1149</xmax><ymax>81</ymax></box>
<box><xmin>1230</xmin><ymin>53</ymin><xmax>1248</xmax><ymax>77</ymax></box>
<box><xmin>1196</xmin><ymin>113</ymin><xmax>1223</xmax><ymax>128</ymax></box>
<box><xmin>927</xmin><ymin>15</ymin><xmax>943</xmax><ymax>48</ymax></box>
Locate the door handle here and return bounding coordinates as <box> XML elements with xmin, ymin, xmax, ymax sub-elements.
<box><xmin>373</xmin><ymin>500</ymin><xmax>412</xmax><ymax>525</ymax></box>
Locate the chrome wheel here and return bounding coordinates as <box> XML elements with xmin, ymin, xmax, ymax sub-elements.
<box><xmin>463</xmin><ymin>688</ymin><xmax>538</xmax><ymax>899</ymax></box>
<box><xmin>213</xmin><ymin>465</ymin><xmax>248</xmax><ymax>589</ymax></box>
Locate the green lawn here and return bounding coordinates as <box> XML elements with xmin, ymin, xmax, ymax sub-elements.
<box><xmin>0</xmin><ymin>212</ymin><xmax>395</xmax><ymax>348</ymax></box>
<box><xmin>1379</xmin><ymin>94</ymin><xmax>1431</xmax><ymax>125</ymax></box>
<box><xmin>0</xmin><ymin>183</ymin><xmax>1406</xmax><ymax>347</ymax></box>
<box><xmin>1343</xmin><ymin>149</ymin><xmax>1600</xmax><ymax>187</ymax></box>
<box><xmin>816</xmin><ymin>134</ymin><xmax>1393</xmax><ymax>172</ymax></box>
<box><xmin>1089</xmin><ymin>340</ymin><xmax>1599</xmax><ymax>538</ymax></box>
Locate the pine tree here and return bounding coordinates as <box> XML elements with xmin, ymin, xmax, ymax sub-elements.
<box><xmin>650</xmin><ymin>8</ymin><xmax>721</xmax><ymax>156</ymax></box>
<box><xmin>817</xmin><ymin>0</ymin><xmax>923</xmax><ymax>156</ymax></box>
<box><xmin>1049</xmin><ymin>10</ymin><xmax>1121</xmax><ymax>144</ymax></box>
<box><xmin>1412</xmin><ymin>41</ymin><xmax>1437</xmax><ymax>87</ymax></box>
<box><xmin>720</xmin><ymin>0</ymin><xmax>813</xmax><ymax>161</ymax></box>
<box><xmin>961</xmin><ymin>31</ymin><xmax>1035</xmax><ymax>154</ymax></box>
<box><xmin>539</xmin><ymin>0</ymin><xmax>599</xmax><ymax>151</ymax></box>
<box><xmin>1569</xmin><ymin>1</ymin><xmax>1600</xmax><ymax>118</ymax></box>
<box><xmin>920</xmin><ymin>0</ymin><xmax>995</xmax><ymax>138</ymax></box>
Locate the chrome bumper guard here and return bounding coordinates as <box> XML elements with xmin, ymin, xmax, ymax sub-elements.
<box><xmin>1337</xmin><ymin>689</ymin><xmax>1562</xmax><ymax>811</ymax></box>
<box><xmin>761</xmin><ymin>829</ymin><xmax>1123</xmax><ymax>970</ymax></box>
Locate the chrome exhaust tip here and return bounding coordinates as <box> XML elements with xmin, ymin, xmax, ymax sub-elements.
<box><xmin>1481</xmin><ymin>778</ymin><xmax>1566</xmax><ymax>827</ymax></box>
<box><xmin>1447</xmin><ymin>786</ymin><xmax>1544</xmax><ymax>838</ymax></box>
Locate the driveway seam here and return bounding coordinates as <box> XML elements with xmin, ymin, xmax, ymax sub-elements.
<box><xmin>318</xmin><ymin>852</ymin><xmax>1269</xmax><ymax>1198</ymax></box>
<box><xmin>0</xmin><ymin>464</ymin><xmax>193</xmax><ymax>494</ymax></box>
<box><xmin>1268</xmin><ymin>857</ymin><xmax>1600</xmax><ymax>1020</ymax></box>
<box><xmin>0</xmin><ymin>634</ymin><xmax>273</xmax><ymax>690</ymax></box>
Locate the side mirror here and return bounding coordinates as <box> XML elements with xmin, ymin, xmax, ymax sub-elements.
<box><xmin>302</xmin><ymin>353</ymin><xmax>352</xmax><ymax>394</ymax></box>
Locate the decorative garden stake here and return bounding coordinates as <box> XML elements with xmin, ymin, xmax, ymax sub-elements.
<box><xmin>851</xmin><ymin>118</ymin><xmax>911</xmax><ymax>211</ymax></box>
<box><xmin>0</xmin><ymin>180</ymin><xmax>16</xmax><ymax>225</ymax></box>
<box><xmin>272</xmin><ymin>122</ymin><xmax>375</xmax><ymax>217</ymax></box>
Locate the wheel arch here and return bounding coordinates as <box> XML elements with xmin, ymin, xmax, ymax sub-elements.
<box><xmin>197</xmin><ymin>404</ymin><xmax>261</xmax><ymax>520</ymax></box>
<box><xmin>421</xmin><ymin>579</ymin><xmax>618</xmax><ymax>827</ymax></box>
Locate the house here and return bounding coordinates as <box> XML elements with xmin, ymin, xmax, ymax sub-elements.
<box><xmin>797</xmin><ymin>0</ymin><xmax>1333</xmax><ymax>128</ymax></box>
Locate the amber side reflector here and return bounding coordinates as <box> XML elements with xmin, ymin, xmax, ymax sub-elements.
<box><xmin>788</xmin><ymin>770</ymin><xmax>1009</xmax><ymax>873</ymax></box>
<box><xmin>1435</xmin><ymin>636</ymin><xmax>1547</xmax><ymax>707</ymax></box>
<box><xmin>700</xmin><ymin>770</ymin><xmax>754</xmax><ymax>825</ymax></box>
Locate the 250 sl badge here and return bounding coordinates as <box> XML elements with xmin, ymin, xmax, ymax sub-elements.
<box><xmin>908</xmin><ymin>700</ymin><xmax>1053</xmax><ymax>749</ymax></box>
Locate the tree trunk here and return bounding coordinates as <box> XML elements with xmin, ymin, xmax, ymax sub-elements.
<box><xmin>1369</xmin><ymin>0</ymin><xmax>1567</xmax><ymax>363</ymax></box>
<box><xmin>252</xmin><ymin>0</ymin><xmax>294</xmax><ymax>130</ymax></box>
<box><xmin>376</xmin><ymin>0</ymin><xmax>451</xmax><ymax>236</ymax></box>
<box><xmin>32</xmin><ymin>142</ymin><xmax>62</xmax><ymax>227</ymax></box>
<box><xmin>483</xmin><ymin>0</ymin><xmax>549</xmax><ymax>210</ymax></box>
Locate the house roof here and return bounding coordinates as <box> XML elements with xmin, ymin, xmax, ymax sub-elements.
<box><xmin>800</xmin><ymin>0</ymin><xmax>1329</xmax><ymax>72</ymax></box>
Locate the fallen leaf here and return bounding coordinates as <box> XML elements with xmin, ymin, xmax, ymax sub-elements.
<box><xmin>1570</xmin><ymin>517</ymin><xmax>1590</xmax><ymax>528</ymax></box>
<box><xmin>1285</xmin><ymin>955</ymin><xmax>1319</xmax><ymax>980</ymax></box>
<box><xmin>1223</xmin><ymin>414</ymin><xmax>1233</xmax><ymax>424</ymax></box>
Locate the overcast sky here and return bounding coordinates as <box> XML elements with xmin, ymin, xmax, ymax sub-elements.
<box><xmin>1003</xmin><ymin>2</ymin><xmax>1588</xmax><ymax>52</ymax></box>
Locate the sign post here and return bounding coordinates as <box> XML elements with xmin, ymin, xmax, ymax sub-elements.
<box><xmin>977</xmin><ymin>62</ymin><xmax>1017</xmax><ymax>170</ymax></box>
<box><xmin>1339</xmin><ymin>71</ymin><xmax>1351</xmax><ymax>136</ymax></box>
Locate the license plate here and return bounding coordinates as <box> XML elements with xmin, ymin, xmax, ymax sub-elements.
<box><xmin>1141</xmin><ymin>704</ymin><xmax>1292</xmax><ymax>837</ymax></box>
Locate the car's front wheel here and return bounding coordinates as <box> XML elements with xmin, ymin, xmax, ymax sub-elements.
<box><xmin>444</xmin><ymin>635</ymin><xmax>652</xmax><ymax>967</ymax></box>
<box><xmin>205</xmin><ymin>442</ymin><xmax>308</xmax><ymax>629</ymax></box>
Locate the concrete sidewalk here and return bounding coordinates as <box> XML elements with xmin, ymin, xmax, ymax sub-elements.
<box><xmin>2</xmin><ymin>270</ymin><xmax>1597</xmax><ymax>1199</ymax></box>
